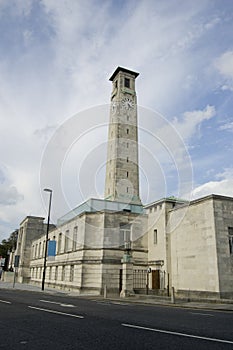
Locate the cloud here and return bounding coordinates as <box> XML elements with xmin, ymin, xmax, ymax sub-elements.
<box><xmin>172</xmin><ymin>105</ymin><xmax>216</xmax><ymax>141</ymax></box>
<box><xmin>192</xmin><ymin>167</ymin><xmax>233</xmax><ymax>199</ymax></box>
<box><xmin>0</xmin><ymin>185</ymin><xmax>23</xmax><ymax>206</ymax></box>
<box><xmin>215</xmin><ymin>50</ymin><xmax>233</xmax><ymax>91</ymax></box>
<box><xmin>0</xmin><ymin>165</ymin><xmax>24</xmax><ymax>206</ymax></box>
<box><xmin>219</xmin><ymin>121</ymin><xmax>233</xmax><ymax>132</ymax></box>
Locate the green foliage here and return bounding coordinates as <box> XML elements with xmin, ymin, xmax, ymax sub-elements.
<box><xmin>0</xmin><ymin>230</ymin><xmax>18</xmax><ymax>259</ymax></box>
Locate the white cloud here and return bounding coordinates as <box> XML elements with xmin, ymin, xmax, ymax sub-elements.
<box><xmin>192</xmin><ymin>167</ymin><xmax>233</xmax><ymax>199</ymax></box>
<box><xmin>215</xmin><ymin>51</ymin><xmax>233</xmax><ymax>78</ymax></box>
<box><xmin>172</xmin><ymin>105</ymin><xmax>216</xmax><ymax>141</ymax></box>
<box><xmin>219</xmin><ymin>121</ymin><xmax>233</xmax><ymax>132</ymax></box>
<box><xmin>215</xmin><ymin>50</ymin><xmax>233</xmax><ymax>91</ymax></box>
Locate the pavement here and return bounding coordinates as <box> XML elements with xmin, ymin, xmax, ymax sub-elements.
<box><xmin>1</xmin><ymin>280</ymin><xmax>233</xmax><ymax>312</ymax></box>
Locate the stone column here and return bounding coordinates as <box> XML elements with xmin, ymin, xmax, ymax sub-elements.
<box><xmin>120</xmin><ymin>253</ymin><xmax>134</xmax><ymax>298</ymax></box>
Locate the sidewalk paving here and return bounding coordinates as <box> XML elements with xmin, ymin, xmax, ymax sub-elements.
<box><xmin>1</xmin><ymin>281</ymin><xmax>233</xmax><ymax>312</ymax></box>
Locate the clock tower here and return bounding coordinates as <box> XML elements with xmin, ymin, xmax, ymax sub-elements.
<box><xmin>104</xmin><ymin>67</ymin><xmax>141</xmax><ymax>205</ymax></box>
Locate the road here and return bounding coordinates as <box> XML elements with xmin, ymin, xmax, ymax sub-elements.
<box><xmin>0</xmin><ymin>289</ymin><xmax>233</xmax><ymax>349</ymax></box>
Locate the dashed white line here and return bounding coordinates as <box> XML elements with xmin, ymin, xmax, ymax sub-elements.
<box><xmin>0</xmin><ymin>299</ymin><xmax>11</xmax><ymax>304</ymax></box>
<box><xmin>122</xmin><ymin>323</ymin><xmax>233</xmax><ymax>345</ymax></box>
<box><xmin>28</xmin><ymin>306</ymin><xmax>84</xmax><ymax>318</ymax></box>
<box><xmin>190</xmin><ymin>312</ymin><xmax>214</xmax><ymax>317</ymax></box>
<box><xmin>40</xmin><ymin>299</ymin><xmax>75</xmax><ymax>307</ymax></box>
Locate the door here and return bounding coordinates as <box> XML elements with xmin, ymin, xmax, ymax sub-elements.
<box><xmin>152</xmin><ymin>270</ymin><xmax>160</xmax><ymax>289</ymax></box>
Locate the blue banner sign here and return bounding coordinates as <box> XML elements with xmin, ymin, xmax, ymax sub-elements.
<box><xmin>48</xmin><ymin>240</ymin><xmax>56</xmax><ymax>257</ymax></box>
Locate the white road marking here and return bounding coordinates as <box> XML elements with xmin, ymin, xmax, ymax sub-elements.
<box><xmin>0</xmin><ymin>299</ymin><xmax>11</xmax><ymax>304</ymax></box>
<box><xmin>190</xmin><ymin>312</ymin><xmax>214</xmax><ymax>317</ymax></box>
<box><xmin>122</xmin><ymin>323</ymin><xmax>233</xmax><ymax>345</ymax></box>
<box><xmin>39</xmin><ymin>299</ymin><xmax>75</xmax><ymax>307</ymax></box>
<box><xmin>28</xmin><ymin>306</ymin><xmax>84</xmax><ymax>318</ymax></box>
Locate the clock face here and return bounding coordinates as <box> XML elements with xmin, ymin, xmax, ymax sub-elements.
<box><xmin>121</xmin><ymin>97</ymin><xmax>134</xmax><ymax>110</ymax></box>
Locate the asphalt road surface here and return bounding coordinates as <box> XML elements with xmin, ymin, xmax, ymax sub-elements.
<box><xmin>0</xmin><ymin>289</ymin><xmax>233</xmax><ymax>349</ymax></box>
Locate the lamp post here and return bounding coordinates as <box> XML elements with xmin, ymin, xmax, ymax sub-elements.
<box><xmin>42</xmin><ymin>188</ymin><xmax>52</xmax><ymax>291</ymax></box>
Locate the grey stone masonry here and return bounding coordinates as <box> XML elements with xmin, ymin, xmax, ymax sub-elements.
<box><xmin>105</xmin><ymin>67</ymin><xmax>141</xmax><ymax>205</ymax></box>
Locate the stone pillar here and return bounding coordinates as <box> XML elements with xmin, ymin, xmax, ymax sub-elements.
<box><xmin>120</xmin><ymin>253</ymin><xmax>134</xmax><ymax>298</ymax></box>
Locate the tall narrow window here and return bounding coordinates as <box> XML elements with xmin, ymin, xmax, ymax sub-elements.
<box><xmin>73</xmin><ymin>226</ymin><xmax>78</xmax><ymax>251</ymax></box>
<box><xmin>228</xmin><ymin>227</ymin><xmax>233</xmax><ymax>254</ymax></box>
<box><xmin>153</xmin><ymin>229</ymin><xmax>158</xmax><ymax>244</ymax></box>
<box><xmin>49</xmin><ymin>266</ymin><xmax>52</xmax><ymax>280</ymax></box>
<box><xmin>126</xmin><ymin>171</ymin><xmax>129</xmax><ymax>178</ymax></box>
<box><xmin>55</xmin><ymin>266</ymin><xmax>58</xmax><ymax>280</ymax></box>
<box><xmin>125</xmin><ymin>77</ymin><xmax>130</xmax><ymax>88</ymax></box>
<box><xmin>35</xmin><ymin>244</ymin><xmax>38</xmax><ymax>258</ymax></box>
<box><xmin>70</xmin><ymin>265</ymin><xmax>74</xmax><ymax>282</ymax></box>
<box><xmin>127</xmin><ymin>157</ymin><xmax>129</xmax><ymax>163</ymax></box>
<box><xmin>65</xmin><ymin>230</ymin><xmax>70</xmax><ymax>252</ymax></box>
<box><xmin>39</xmin><ymin>242</ymin><xmax>42</xmax><ymax>257</ymax></box>
<box><xmin>58</xmin><ymin>233</ymin><xmax>62</xmax><ymax>253</ymax></box>
<box><xmin>126</xmin><ymin>128</ymin><xmax>129</xmax><ymax>134</ymax></box>
<box><xmin>62</xmin><ymin>266</ymin><xmax>65</xmax><ymax>281</ymax></box>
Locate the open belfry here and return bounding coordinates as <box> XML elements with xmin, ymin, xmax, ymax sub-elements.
<box><xmin>10</xmin><ymin>67</ymin><xmax>233</xmax><ymax>300</ymax></box>
<box><xmin>105</xmin><ymin>67</ymin><xmax>141</xmax><ymax>205</ymax></box>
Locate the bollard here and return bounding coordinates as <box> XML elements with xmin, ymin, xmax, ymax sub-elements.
<box><xmin>171</xmin><ymin>286</ymin><xmax>175</xmax><ymax>304</ymax></box>
<box><xmin>104</xmin><ymin>285</ymin><xmax>107</xmax><ymax>299</ymax></box>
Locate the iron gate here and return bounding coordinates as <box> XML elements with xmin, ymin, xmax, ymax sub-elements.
<box><xmin>133</xmin><ymin>269</ymin><xmax>147</xmax><ymax>289</ymax></box>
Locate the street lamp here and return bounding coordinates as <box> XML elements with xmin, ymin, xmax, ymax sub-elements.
<box><xmin>42</xmin><ymin>188</ymin><xmax>52</xmax><ymax>291</ymax></box>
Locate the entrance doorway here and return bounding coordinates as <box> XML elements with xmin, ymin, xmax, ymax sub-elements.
<box><xmin>152</xmin><ymin>270</ymin><xmax>160</xmax><ymax>289</ymax></box>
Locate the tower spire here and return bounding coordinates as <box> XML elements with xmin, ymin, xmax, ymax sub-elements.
<box><xmin>105</xmin><ymin>67</ymin><xmax>141</xmax><ymax>205</ymax></box>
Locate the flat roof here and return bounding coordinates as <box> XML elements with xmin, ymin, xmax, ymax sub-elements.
<box><xmin>109</xmin><ymin>66</ymin><xmax>139</xmax><ymax>81</ymax></box>
<box><xmin>57</xmin><ymin>198</ymin><xmax>144</xmax><ymax>226</ymax></box>
<box><xmin>144</xmin><ymin>197</ymin><xmax>188</xmax><ymax>209</ymax></box>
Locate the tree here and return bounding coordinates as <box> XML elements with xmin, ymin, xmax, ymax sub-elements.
<box><xmin>0</xmin><ymin>230</ymin><xmax>18</xmax><ymax>259</ymax></box>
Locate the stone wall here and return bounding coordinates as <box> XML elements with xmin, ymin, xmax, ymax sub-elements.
<box><xmin>169</xmin><ymin>197</ymin><xmax>219</xmax><ymax>295</ymax></box>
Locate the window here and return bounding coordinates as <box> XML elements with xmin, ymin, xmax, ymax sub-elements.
<box><xmin>55</xmin><ymin>266</ymin><xmax>58</xmax><ymax>280</ymax></box>
<box><xmin>73</xmin><ymin>226</ymin><xmax>78</xmax><ymax>251</ymax></box>
<box><xmin>127</xmin><ymin>157</ymin><xmax>129</xmax><ymax>163</ymax></box>
<box><xmin>39</xmin><ymin>242</ymin><xmax>42</xmax><ymax>257</ymax></box>
<box><xmin>58</xmin><ymin>233</ymin><xmax>62</xmax><ymax>253</ymax></box>
<box><xmin>49</xmin><ymin>266</ymin><xmax>52</xmax><ymax>280</ymax></box>
<box><xmin>62</xmin><ymin>266</ymin><xmax>65</xmax><ymax>281</ymax></box>
<box><xmin>126</xmin><ymin>128</ymin><xmax>129</xmax><ymax>134</ymax></box>
<box><xmin>153</xmin><ymin>229</ymin><xmax>158</xmax><ymax>244</ymax></box>
<box><xmin>228</xmin><ymin>227</ymin><xmax>233</xmax><ymax>254</ymax></box>
<box><xmin>65</xmin><ymin>230</ymin><xmax>69</xmax><ymax>251</ymax></box>
<box><xmin>120</xmin><ymin>223</ymin><xmax>131</xmax><ymax>247</ymax></box>
<box><xmin>42</xmin><ymin>240</ymin><xmax>46</xmax><ymax>256</ymax></box>
<box><xmin>70</xmin><ymin>265</ymin><xmax>74</xmax><ymax>282</ymax></box>
<box><xmin>126</xmin><ymin>171</ymin><xmax>129</xmax><ymax>178</ymax></box>
<box><xmin>125</xmin><ymin>77</ymin><xmax>130</xmax><ymax>88</ymax></box>
<box><xmin>115</xmin><ymin>80</ymin><xmax>118</xmax><ymax>88</ymax></box>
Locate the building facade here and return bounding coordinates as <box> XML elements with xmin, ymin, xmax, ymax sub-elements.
<box><xmin>13</xmin><ymin>67</ymin><xmax>233</xmax><ymax>299</ymax></box>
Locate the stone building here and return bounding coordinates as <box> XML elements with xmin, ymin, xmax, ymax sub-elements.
<box><xmin>13</xmin><ymin>67</ymin><xmax>233</xmax><ymax>299</ymax></box>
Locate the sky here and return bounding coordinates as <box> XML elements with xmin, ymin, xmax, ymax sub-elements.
<box><xmin>0</xmin><ymin>0</ymin><xmax>233</xmax><ymax>241</ymax></box>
